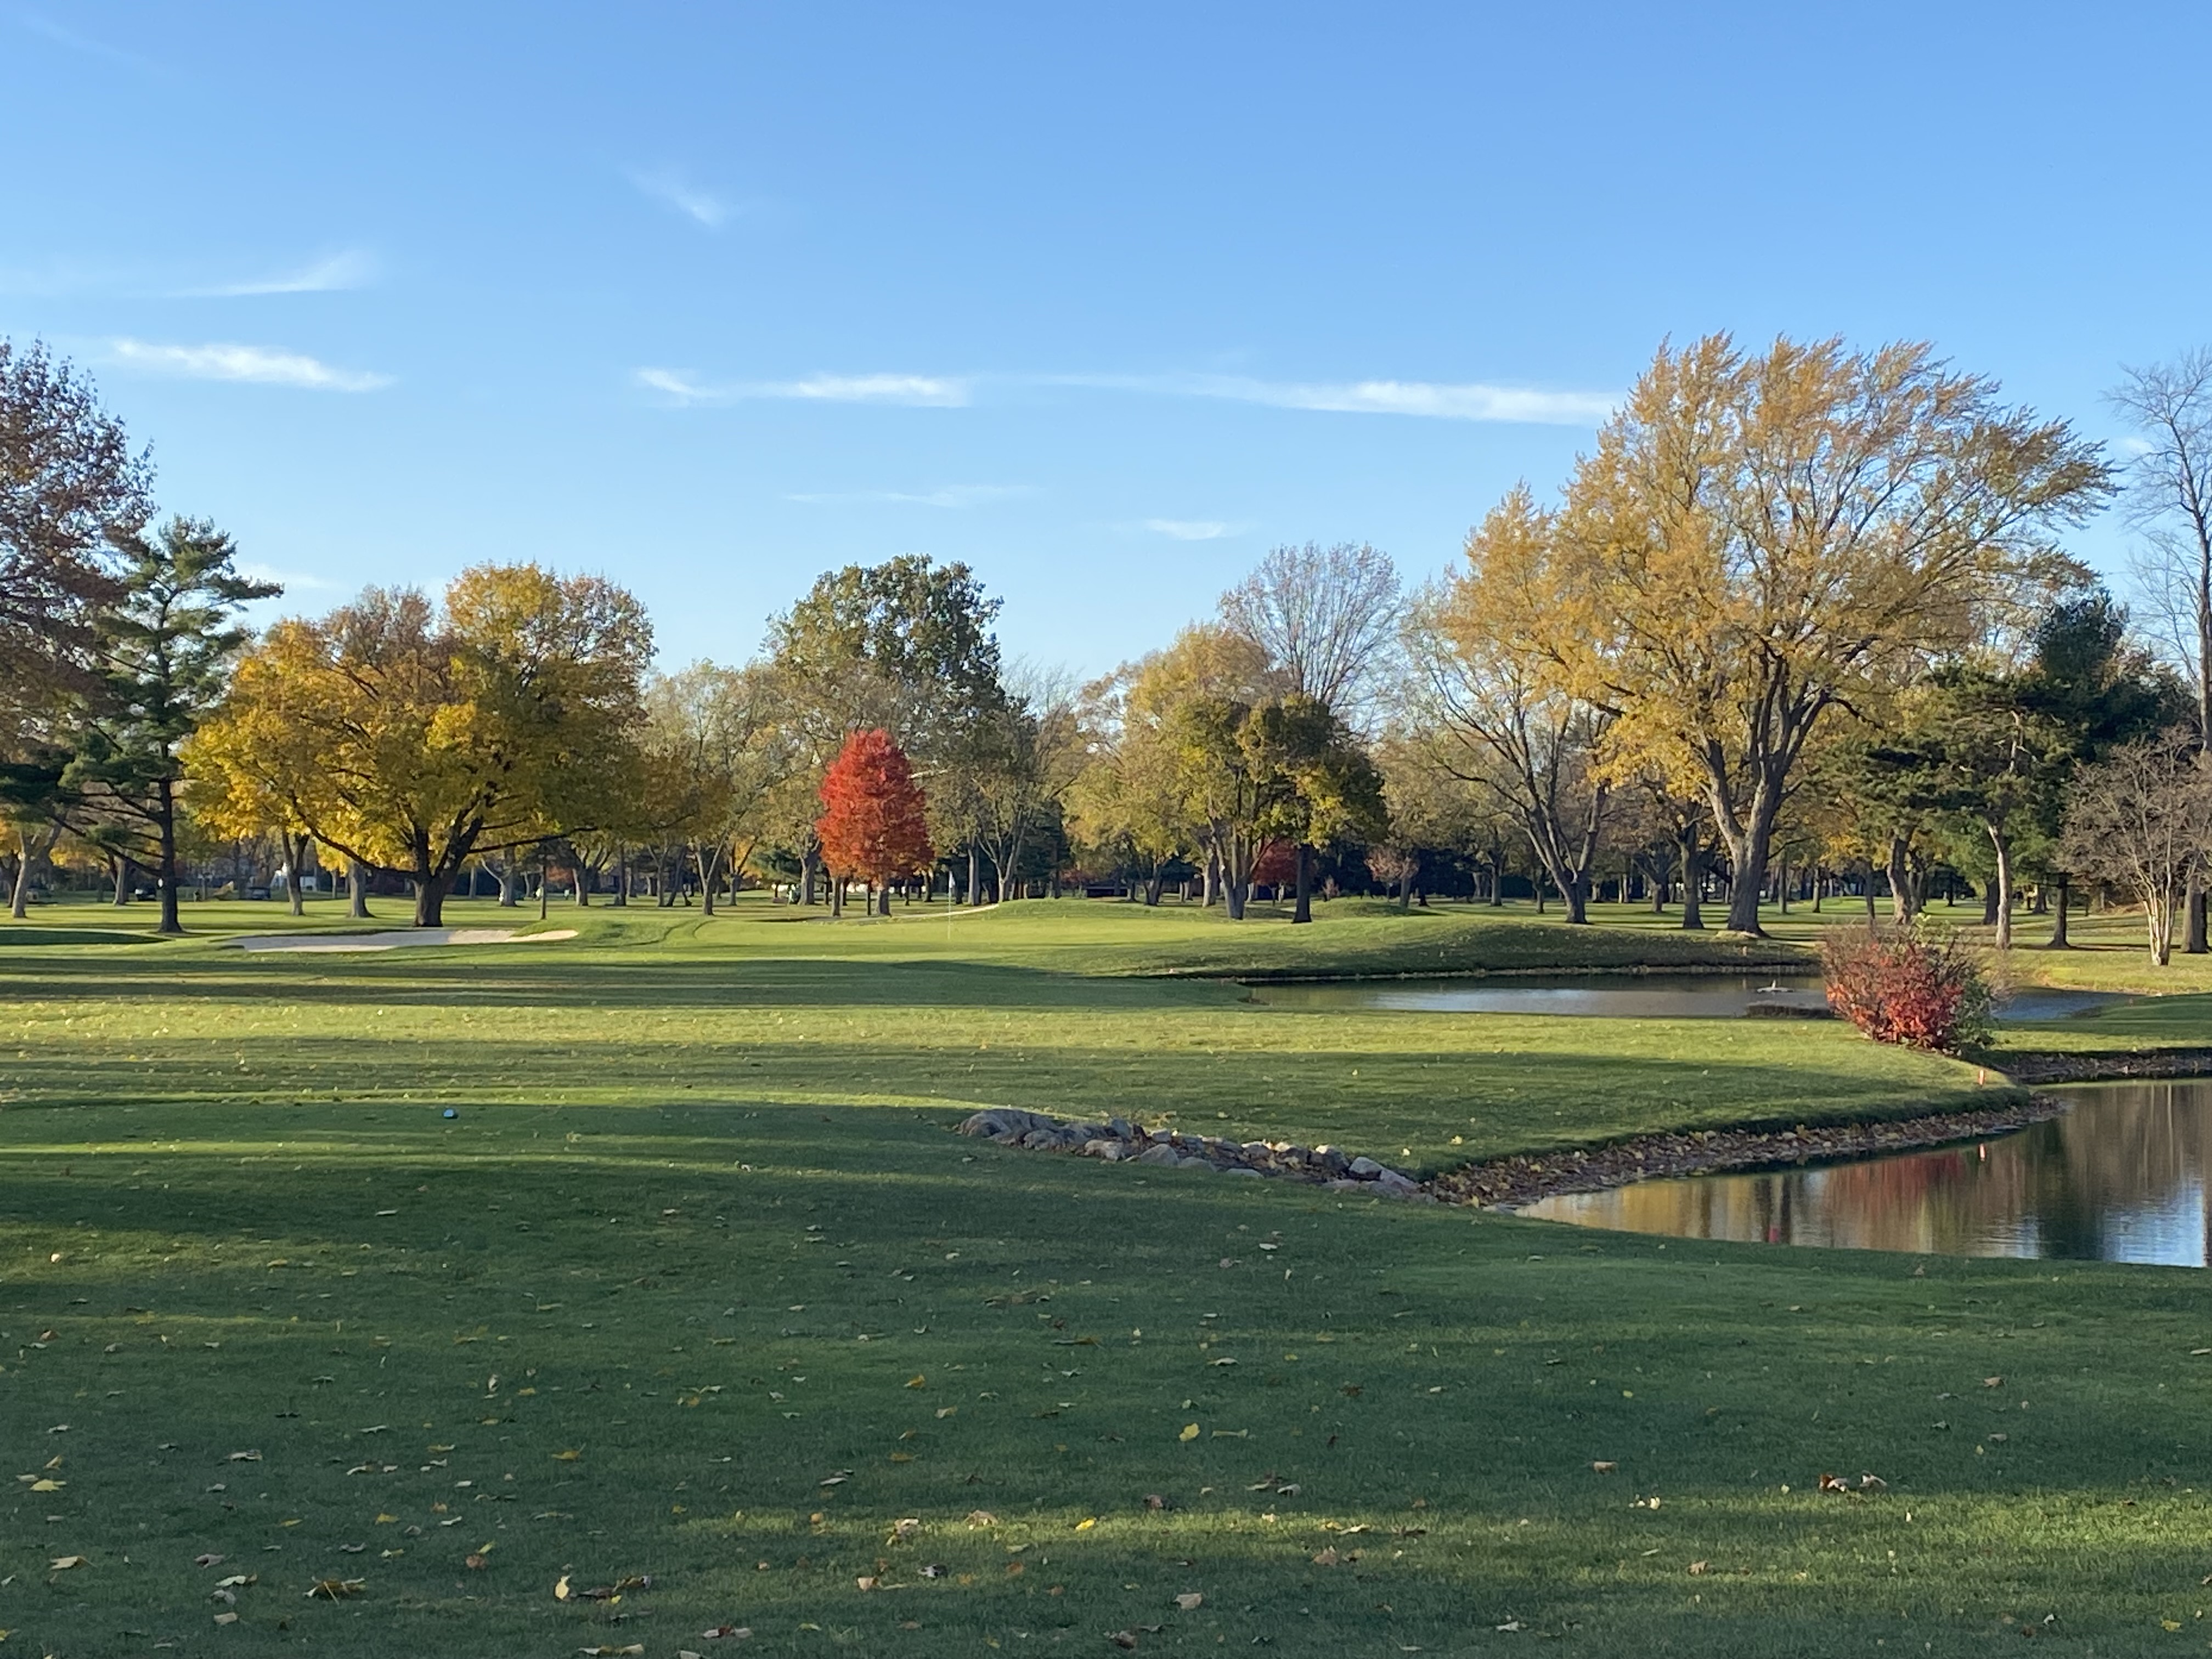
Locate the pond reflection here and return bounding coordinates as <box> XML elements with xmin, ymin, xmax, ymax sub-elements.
<box><xmin>1245</xmin><ymin>975</ymin><xmax>2123</xmax><ymax>1022</ymax></box>
<box><xmin>1248</xmin><ymin>973</ymin><xmax>1825</xmax><ymax>1018</ymax></box>
<box><xmin>1521</xmin><ymin>1080</ymin><xmax>2212</xmax><ymax>1266</ymax></box>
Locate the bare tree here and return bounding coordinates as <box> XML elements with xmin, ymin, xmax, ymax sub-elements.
<box><xmin>2113</xmin><ymin>349</ymin><xmax>2212</xmax><ymax>952</ymax></box>
<box><xmin>1219</xmin><ymin>541</ymin><xmax>1400</xmax><ymax>920</ymax></box>
<box><xmin>1220</xmin><ymin>542</ymin><xmax>1400</xmax><ymax>729</ymax></box>
<box><xmin>2114</xmin><ymin>349</ymin><xmax>2212</xmax><ymax>740</ymax></box>
<box><xmin>1403</xmin><ymin>583</ymin><xmax>1611</xmax><ymax>924</ymax></box>
<box><xmin>2061</xmin><ymin>732</ymin><xmax>2212</xmax><ymax>966</ymax></box>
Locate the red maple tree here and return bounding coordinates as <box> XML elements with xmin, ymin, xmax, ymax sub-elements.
<box><xmin>816</xmin><ymin>728</ymin><xmax>934</xmax><ymax>893</ymax></box>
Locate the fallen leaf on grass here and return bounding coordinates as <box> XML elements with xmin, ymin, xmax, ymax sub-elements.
<box><xmin>1590</xmin><ymin>1462</ymin><xmax>1617</xmax><ymax>1474</ymax></box>
<box><xmin>196</xmin><ymin>1553</ymin><xmax>225</xmax><ymax>1568</ymax></box>
<box><xmin>1177</xmin><ymin>1424</ymin><xmax>1199</xmax><ymax>1443</ymax></box>
<box><xmin>1312</xmin><ymin>1548</ymin><xmax>1340</xmax><ymax>1567</ymax></box>
<box><xmin>890</xmin><ymin>1519</ymin><xmax>921</xmax><ymax>1542</ymax></box>
<box><xmin>552</xmin><ymin>1449</ymin><xmax>583</xmax><ymax>1462</ymax></box>
<box><xmin>49</xmin><ymin>1555</ymin><xmax>88</xmax><ymax>1570</ymax></box>
<box><xmin>228</xmin><ymin>1449</ymin><xmax>262</xmax><ymax>1462</ymax></box>
<box><xmin>1143</xmin><ymin>1494</ymin><xmax>1168</xmax><ymax>1511</ymax></box>
<box><xmin>464</xmin><ymin>1554</ymin><xmax>489</xmax><ymax>1570</ymax></box>
<box><xmin>965</xmin><ymin>1510</ymin><xmax>997</xmax><ymax>1527</ymax></box>
<box><xmin>28</xmin><ymin>1479</ymin><xmax>62</xmax><ymax>1492</ymax></box>
<box><xmin>579</xmin><ymin>1647</ymin><xmax>645</xmax><ymax>1657</ymax></box>
<box><xmin>1688</xmin><ymin>1561</ymin><xmax>1708</xmax><ymax>1576</ymax></box>
<box><xmin>1982</xmin><ymin>1377</ymin><xmax>2003</xmax><ymax>1388</ymax></box>
<box><xmin>1494</xmin><ymin>1620</ymin><xmax>1524</xmax><ymax>1632</ymax></box>
<box><xmin>701</xmin><ymin>1627</ymin><xmax>753</xmax><ymax>1641</ymax></box>
<box><xmin>1075</xmin><ymin>1517</ymin><xmax>1097</xmax><ymax>1532</ymax></box>
<box><xmin>306</xmin><ymin>1578</ymin><xmax>364</xmax><ymax>1599</ymax></box>
<box><xmin>1108</xmin><ymin>1634</ymin><xmax>1138</xmax><ymax>1651</ymax></box>
<box><xmin>1175</xmin><ymin>1592</ymin><xmax>1204</xmax><ymax>1610</ymax></box>
<box><xmin>215</xmin><ymin>1573</ymin><xmax>255</xmax><ymax>1589</ymax></box>
<box><xmin>905</xmin><ymin>1374</ymin><xmax>927</xmax><ymax>1389</ymax></box>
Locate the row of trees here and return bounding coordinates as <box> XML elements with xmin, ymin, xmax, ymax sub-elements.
<box><xmin>5</xmin><ymin>332</ymin><xmax>2210</xmax><ymax>958</ymax></box>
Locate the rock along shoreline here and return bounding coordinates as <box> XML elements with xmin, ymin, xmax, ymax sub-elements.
<box><xmin>957</xmin><ymin>1090</ymin><xmax>2075</xmax><ymax>1210</ymax></box>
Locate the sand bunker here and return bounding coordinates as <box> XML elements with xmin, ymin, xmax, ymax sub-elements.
<box><xmin>232</xmin><ymin>928</ymin><xmax>579</xmax><ymax>953</ymax></box>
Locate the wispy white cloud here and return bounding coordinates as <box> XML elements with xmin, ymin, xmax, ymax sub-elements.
<box><xmin>1143</xmin><ymin>517</ymin><xmax>1244</xmax><ymax>541</ymax></box>
<box><xmin>1055</xmin><ymin>371</ymin><xmax>1615</xmax><ymax>425</ymax></box>
<box><xmin>788</xmin><ymin>484</ymin><xmax>1031</xmax><ymax>509</ymax></box>
<box><xmin>234</xmin><ymin>561</ymin><xmax>340</xmax><ymax>592</ymax></box>
<box><xmin>108</xmin><ymin>338</ymin><xmax>392</xmax><ymax>392</ymax></box>
<box><xmin>183</xmin><ymin>250</ymin><xmax>379</xmax><ymax>297</ymax></box>
<box><xmin>764</xmin><ymin>373</ymin><xmax>971</xmax><ymax>406</ymax></box>
<box><xmin>630</xmin><ymin>167</ymin><xmax>733</xmax><ymax>228</ymax></box>
<box><xmin>636</xmin><ymin>364</ymin><xmax>1604</xmax><ymax>423</ymax></box>
<box><xmin>15</xmin><ymin>9</ymin><xmax>168</xmax><ymax>75</ymax></box>
<box><xmin>635</xmin><ymin>368</ymin><xmax>970</xmax><ymax>408</ymax></box>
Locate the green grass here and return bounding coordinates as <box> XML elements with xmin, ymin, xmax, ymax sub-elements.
<box><xmin>2</xmin><ymin>895</ymin><xmax>2210</xmax><ymax>1655</ymax></box>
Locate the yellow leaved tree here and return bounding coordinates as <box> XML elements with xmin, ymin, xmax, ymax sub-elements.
<box><xmin>187</xmin><ymin>563</ymin><xmax>651</xmax><ymax>926</ymax></box>
<box><xmin>1533</xmin><ymin>334</ymin><xmax>2108</xmax><ymax>934</ymax></box>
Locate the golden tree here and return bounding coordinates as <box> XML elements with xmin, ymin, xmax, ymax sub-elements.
<box><xmin>188</xmin><ymin>564</ymin><xmax>651</xmax><ymax>926</ymax></box>
<box><xmin>1537</xmin><ymin>335</ymin><xmax>2108</xmax><ymax>934</ymax></box>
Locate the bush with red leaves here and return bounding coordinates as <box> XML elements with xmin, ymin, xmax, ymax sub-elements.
<box><xmin>1820</xmin><ymin>921</ymin><xmax>1994</xmax><ymax>1052</ymax></box>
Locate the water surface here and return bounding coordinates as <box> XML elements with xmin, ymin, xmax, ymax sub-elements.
<box><xmin>1246</xmin><ymin>973</ymin><xmax>1825</xmax><ymax>1018</ymax></box>
<box><xmin>1522</xmin><ymin>1079</ymin><xmax>2212</xmax><ymax>1266</ymax></box>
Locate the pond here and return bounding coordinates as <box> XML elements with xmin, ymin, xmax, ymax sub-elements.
<box><xmin>1521</xmin><ymin>1079</ymin><xmax>2212</xmax><ymax>1266</ymax></box>
<box><xmin>1245</xmin><ymin>972</ymin><xmax>1826</xmax><ymax>1018</ymax></box>
<box><xmin>1243</xmin><ymin>974</ymin><xmax>2118</xmax><ymax>1022</ymax></box>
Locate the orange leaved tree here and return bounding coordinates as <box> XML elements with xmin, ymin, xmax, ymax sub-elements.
<box><xmin>816</xmin><ymin>728</ymin><xmax>933</xmax><ymax>916</ymax></box>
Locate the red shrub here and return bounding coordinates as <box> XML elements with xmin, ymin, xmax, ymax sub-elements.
<box><xmin>1250</xmin><ymin>840</ymin><xmax>1297</xmax><ymax>889</ymax></box>
<box><xmin>1820</xmin><ymin>922</ymin><xmax>1993</xmax><ymax>1052</ymax></box>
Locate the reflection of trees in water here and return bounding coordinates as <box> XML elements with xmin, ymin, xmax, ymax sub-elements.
<box><xmin>1536</xmin><ymin>1082</ymin><xmax>2212</xmax><ymax>1266</ymax></box>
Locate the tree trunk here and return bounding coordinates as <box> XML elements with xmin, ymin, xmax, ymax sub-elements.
<box><xmin>831</xmin><ymin>874</ymin><xmax>844</xmax><ymax>918</ymax></box>
<box><xmin>612</xmin><ymin>845</ymin><xmax>628</xmax><ymax>907</ymax></box>
<box><xmin>112</xmin><ymin>855</ymin><xmax>131</xmax><ymax>905</ymax></box>
<box><xmin>12</xmin><ymin>823</ymin><xmax>58</xmax><ymax>918</ymax></box>
<box><xmin>1980</xmin><ymin>881</ymin><xmax>1999</xmax><ymax>928</ymax></box>
<box><xmin>415</xmin><ymin>870</ymin><xmax>448</xmax><ymax>928</ymax></box>
<box><xmin>2048</xmin><ymin>876</ymin><xmax>2072</xmax><ymax>949</ymax></box>
<box><xmin>1886</xmin><ymin>835</ymin><xmax>1921</xmax><ymax>923</ymax></box>
<box><xmin>967</xmin><ymin>847</ymin><xmax>982</xmax><ymax>908</ymax></box>
<box><xmin>696</xmin><ymin>842</ymin><xmax>724</xmax><ymax>917</ymax></box>
<box><xmin>1203</xmin><ymin>845</ymin><xmax>1220</xmax><ymax>909</ymax></box>
<box><xmin>1987</xmin><ymin>822</ymin><xmax>2013</xmax><ymax>950</ymax></box>
<box><xmin>152</xmin><ymin>778</ymin><xmax>183</xmax><ymax>934</ymax></box>
<box><xmin>1775</xmin><ymin>854</ymin><xmax>1790</xmax><ymax>916</ymax></box>
<box><xmin>1562</xmin><ymin>873</ymin><xmax>1588</xmax><ymax>924</ymax></box>
<box><xmin>492</xmin><ymin>858</ymin><xmax>516</xmax><ymax>907</ymax></box>
<box><xmin>1291</xmin><ymin>844</ymin><xmax>1313</xmax><ymax>924</ymax></box>
<box><xmin>1677</xmin><ymin>828</ymin><xmax>1705</xmax><ymax>930</ymax></box>
<box><xmin>1720</xmin><ymin>787</ymin><xmax>1780</xmax><ymax>935</ymax></box>
<box><xmin>1398</xmin><ymin>876</ymin><xmax>1411</xmax><ymax>911</ymax></box>
<box><xmin>285</xmin><ymin>832</ymin><xmax>308</xmax><ymax>916</ymax></box>
<box><xmin>2148</xmin><ymin>885</ymin><xmax>2176</xmax><ymax>966</ymax></box>
<box><xmin>2187</xmin><ymin>883</ymin><xmax>2208</xmax><ymax>955</ymax></box>
<box><xmin>349</xmin><ymin>858</ymin><xmax>374</xmax><ymax>918</ymax></box>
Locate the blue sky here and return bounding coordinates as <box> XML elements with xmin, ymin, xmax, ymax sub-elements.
<box><xmin>4</xmin><ymin>3</ymin><xmax>2207</xmax><ymax>676</ymax></box>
